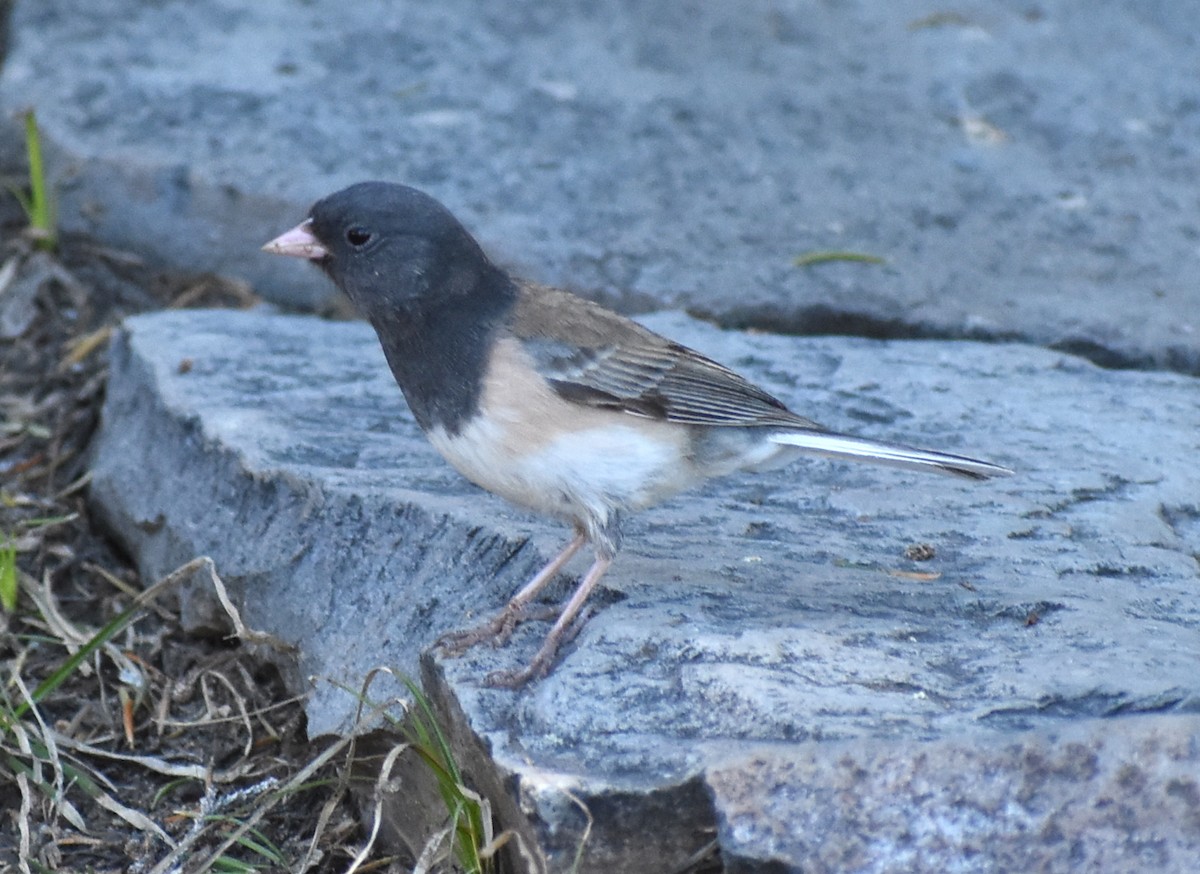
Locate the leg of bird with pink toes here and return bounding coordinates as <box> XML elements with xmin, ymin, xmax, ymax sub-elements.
<box><xmin>485</xmin><ymin>552</ymin><xmax>614</xmax><ymax>688</ymax></box>
<box><xmin>434</xmin><ymin>530</ymin><xmax>587</xmax><ymax>655</ymax></box>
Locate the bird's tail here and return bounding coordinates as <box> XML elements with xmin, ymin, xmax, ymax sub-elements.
<box><xmin>768</xmin><ymin>429</ymin><xmax>1012</xmax><ymax>481</ymax></box>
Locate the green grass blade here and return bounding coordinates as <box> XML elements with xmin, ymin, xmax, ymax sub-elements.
<box><xmin>396</xmin><ymin>675</ymin><xmax>490</xmax><ymax>873</ymax></box>
<box><xmin>0</xmin><ymin>537</ymin><xmax>17</xmax><ymax>612</ymax></box>
<box><xmin>203</xmin><ymin>816</ymin><xmax>286</xmax><ymax>865</ymax></box>
<box><xmin>793</xmin><ymin>249</ymin><xmax>885</xmax><ymax>267</ymax></box>
<box><xmin>334</xmin><ymin>672</ymin><xmax>492</xmax><ymax>872</ymax></box>
<box><xmin>10</xmin><ymin>597</ymin><xmax>143</xmax><ymax>721</ymax></box>
<box><xmin>209</xmin><ymin>857</ymin><xmax>258</xmax><ymax>874</ymax></box>
<box><xmin>23</xmin><ymin>109</ymin><xmax>56</xmax><ymax>250</ymax></box>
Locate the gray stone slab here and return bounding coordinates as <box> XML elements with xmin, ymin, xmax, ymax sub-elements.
<box><xmin>708</xmin><ymin>715</ymin><xmax>1200</xmax><ymax>873</ymax></box>
<box><xmin>5</xmin><ymin>0</ymin><xmax>1199</xmax><ymax>368</ymax></box>
<box><xmin>90</xmin><ymin>308</ymin><xmax>1200</xmax><ymax>872</ymax></box>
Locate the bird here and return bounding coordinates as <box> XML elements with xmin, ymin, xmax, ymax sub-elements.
<box><xmin>263</xmin><ymin>181</ymin><xmax>1012</xmax><ymax>687</ymax></box>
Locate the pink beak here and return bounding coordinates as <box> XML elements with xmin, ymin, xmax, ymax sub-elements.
<box><xmin>262</xmin><ymin>219</ymin><xmax>328</xmax><ymax>260</ymax></box>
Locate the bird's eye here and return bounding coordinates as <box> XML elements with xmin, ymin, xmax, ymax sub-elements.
<box><xmin>345</xmin><ymin>226</ymin><xmax>372</xmax><ymax>248</ymax></box>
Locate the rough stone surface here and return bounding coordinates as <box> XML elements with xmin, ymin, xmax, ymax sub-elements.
<box><xmin>4</xmin><ymin>0</ymin><xmax>1200</xmax><ymax>369</ymax></box>
<box><xmin>90</xmin><ymin>308</ymin><xmax>1200</xmax><ymax>873</ymax></box>
<box><xmin>708</xmin><ymin>715</ymin><xmax>1200</xmax><ymax>873</ymax></box>
<box><xmin>18</xmin><ymin>0</ymin><xmax>1200</xmax><ymax>865</ymax></box>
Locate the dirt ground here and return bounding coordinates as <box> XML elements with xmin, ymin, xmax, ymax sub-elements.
<box><xmin>0</xmin><ymin>160</ymin><xmax>398</xmax><ymax>871</ymax></box>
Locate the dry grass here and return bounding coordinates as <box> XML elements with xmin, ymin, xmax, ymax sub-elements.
<box><xmin>0</xmin><ymin>150</ymin><xmax>725</xmax><ymax>874</ymax></box>
<box><xmin>0</xmin><ymin>203</ymin><xmax>397</xmax><ymax>871</ymax></box>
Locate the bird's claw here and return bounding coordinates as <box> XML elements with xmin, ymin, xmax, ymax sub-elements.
<box><xmin>482</xmin><ymin>605</ymin><xmax>596</xmax><ymax>688</ymax></box>
<box><xmin>484</xmin><ymin>657</ymin><xmax>550</xmax><ymax>689</ymax></box>
<box><xmin>434</xmin><ymin>604</ymin><xmax>563</xmax><ymax>657</ymax></box>
<box><xmin>433</xmin><ymin>618</ymin><xmax>508</xmax><ymax>657</ymax></box>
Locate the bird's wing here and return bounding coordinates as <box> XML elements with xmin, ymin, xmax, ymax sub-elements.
<box><xmin>510</xmin><ymin>285</ymin><xmax>821</xmax><ymax>428</ymax></box>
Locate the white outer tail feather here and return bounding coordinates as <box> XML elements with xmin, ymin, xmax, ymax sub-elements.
<box><xmin>769</xmin><ymin>430</ymin><xmax>1012</xmax><ymax>481</ymax></box>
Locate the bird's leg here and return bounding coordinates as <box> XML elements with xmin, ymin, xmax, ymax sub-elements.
<box><xmin>486</xmin><ymin>553</ymin><xmax>613</xmax><ymax>688</ymax></box>
<box><xmin>434</xmin><ymin>531</ymin><xmax>587</xmax><ymax>656</ymax></box>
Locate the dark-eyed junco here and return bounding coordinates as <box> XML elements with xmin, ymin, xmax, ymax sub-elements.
<box><xmin>264</xmin><ymin>182</ymin><xmax>1011</xmax><ymax>686</ymax></box>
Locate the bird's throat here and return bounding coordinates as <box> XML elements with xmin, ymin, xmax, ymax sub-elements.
<box><xmin>371</xmin><ymin>268</ymin><xmax>518</xmax><ymax>436</ymax></box>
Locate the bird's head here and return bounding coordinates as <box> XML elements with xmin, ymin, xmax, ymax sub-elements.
<box><xmin>264</xmin><ymin>181</ymin><xmax>497</xmax><ymax>319</ymax></box>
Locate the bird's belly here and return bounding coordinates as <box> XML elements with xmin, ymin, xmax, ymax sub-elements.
<box><xmin>425</xmin><ymin>415</ymin><xmax>697</xmax><ymax>522</ymax></box>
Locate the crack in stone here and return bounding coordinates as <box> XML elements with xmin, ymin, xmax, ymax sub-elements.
<box><xmin>1021</xmin><ymin>475</ymin><xmax>1132</xmax><ymax>520</ymax></box>
<box><xmin>1159</xmin><ymin>504</ymin><xmax>1200</xmax><ymax>569</ymax></box>
<box><xmin>980</xmin><ymin>688</ymin><xmax>1199</xmax><ymax>728</ymax></box>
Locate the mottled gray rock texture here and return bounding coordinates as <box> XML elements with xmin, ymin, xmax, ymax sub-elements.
<box><xmin>14</xmin><ymin>0</ymin><xmax>1199</xmax><ymax>867</ymax></box>
<box><xmin>708</xmin><ymin>715</ymin><xmax>1200</xmax><ymax>873</ymax></box>
<box><xmin>4</xmin><ymin>0</ymin><xmax>1199</xmax><ymax>369</ymax></box>
<box><xmin>90</xmin><ymin>308</ymin><xmax>1200</xmax><ymax>872</ymax></box>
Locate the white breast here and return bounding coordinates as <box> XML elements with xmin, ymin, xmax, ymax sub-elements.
<box><xmin>426</xmin><ymin>339</ymin><xmax>708</xmax><ymax>528</ymax></box>
<box><xmin>426</xmin><ymin>414</ymin><xmax>698</xmax><ymax>528</ymax></box>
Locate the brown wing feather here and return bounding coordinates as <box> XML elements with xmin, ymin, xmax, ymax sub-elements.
<box><xmin>509</xmin><ymin>284</ymin><xmax>823</xmax><ymax>429</ymax></box>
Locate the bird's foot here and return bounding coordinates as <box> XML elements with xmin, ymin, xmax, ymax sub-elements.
<box><xmin>484</xmin><ymin>661</ymin><xmax>546</xmax><ymax>689</ymax></box>
<box><xmin>434</xmin><ymin>604</ymin><xmax>560</xmax><ymax>657</ymax></box>
<box><xmin>433</xmin><ymin>614</ymin><xmax>513</xmax><ymax>656</ymax></box>
<box><xmin>483</xmin><ymin>605</ymin><xmax>595</xmax><ymax>689</ymax></box>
